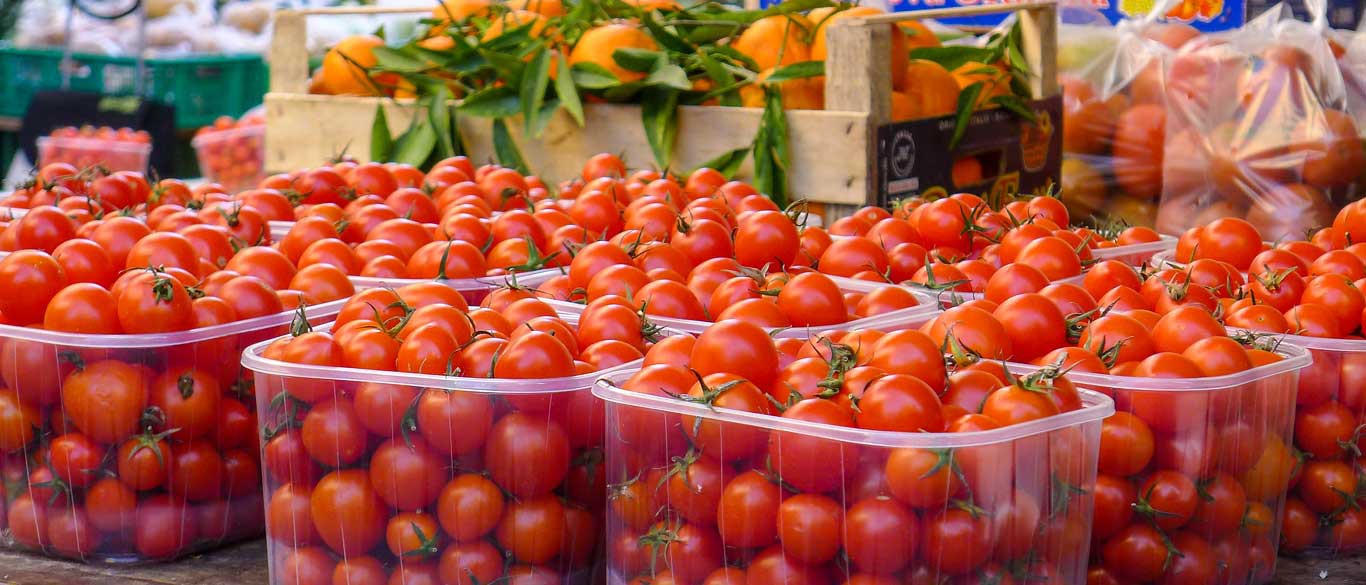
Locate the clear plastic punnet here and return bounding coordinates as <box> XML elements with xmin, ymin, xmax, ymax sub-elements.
<box><xmin>0</xmin><ymin>298</ymin><xmax>345</xmax><ymax>562</ymax></box>
<box><xmin>543</xmin><ymin>278</ymin><xmax>939</xmax><ymax>334</ymax></box>
<box><xmin>1239</xmin><ymin>332</ymin><xmax>1366</xmax><ymax>558</ymax></box>
<box><xmin>827</xmin><ymin>273</ymin><xmax>1087</xmax><ymax>307</ymax></box>
<box><xmin>1092</xmin><ymin>234</ymin><xmax>1179</xmax><ymax>265</ymax></box>
<box><xmin>192</xmin><ymin>125</ymin><xmax>266</xmax><ymax>193</ymax></box>
<box><xmin>242</xmin><ymin>312</ymin><xmax>647</xmax><ymax>585</ymax></box>
<box><xmin>37</xmin><ymin>136</ymin><xmax>152</xmax><ymax>173</ymax></box>
<box><xmin>1013</xmin><ymin>342</ymin><xmax>1312</xmax><ymax>583</ymax></box>
<box><xmin>594</xmin><ymin>366</ymin><xmax>1115</xmax><ymax>585</ymax></box>
<box><xmin>349</xmin><ymin>268</ymin><xmax>561</xmax><ymax>307</ymax></box>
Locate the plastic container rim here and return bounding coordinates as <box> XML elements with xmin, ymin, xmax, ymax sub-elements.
<box><xmin>242</xmin><ymin>317</ymin><xmax>653</xmax><ymax>394</ymax></box>
<box><xmin>543</xmin><ymin>279</ymin><xmax>939</xmax><ymax>333</ymax></box>
<box><xmin>36</xmin><ymin>136</ymin><xmax>153</xmax><ymax>153</ymax></box>
<box><xmin>592</xmin><ymin>369</ymin><xmax>1115</xmax><ymax>449</ymax></box>
<box><xmin>1091</xmin><ymin>235</ymin><xmax>1177</xmax><ymax>260</ymax></box>
<box><xmin>347</xmin><ymin>268</ymin><xmax>560</xmax><ymax>291</ymax></box>
<box><xmin>191</xmin><ymin>124</ymin><xmax>265</xmax><ymax>147</ymax></box>
<box><xmin>0</xmin><ymin>297</ymin><xmax>346</xmax><ymax>348</ymax></box>
<box><xmin>1010</xmin><ymin>341</ymin><xmax>1313</xmax><ymax>392</ymax></box>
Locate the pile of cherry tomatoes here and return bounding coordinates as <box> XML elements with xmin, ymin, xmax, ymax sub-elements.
<box><xmin>254</xmin><ymin>288</ymin><xmax>652</xmax><ymax>585</ymax></box>
<box><xmin>37</xmin><ymin>126</ymin><xmax>152</xmax><ymax>173</ymax></box>
<box><xmin>193</xmin><ymin>112</ymin><xmax>267</xmax><ymax>193</ymax></box>
<box><xmin>0</xmin><ymin>165</ymin><xmax>354</xmax><ymax>562</ymax></box>
<box><xmin>601</xmin><ymin>317</ymin><xmax>1110</xmax><ymax>585</ymax></box>
<box><xmin>1151</xmin><ymin>212</ymin><xmax>1366</xmax><ymax>558</ymax></box>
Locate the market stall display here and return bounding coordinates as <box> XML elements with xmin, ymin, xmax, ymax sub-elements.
<box><xmin>263</xmin><ymin>2</ymin><xmax>1057</xmax><ymax>210</ymax></box>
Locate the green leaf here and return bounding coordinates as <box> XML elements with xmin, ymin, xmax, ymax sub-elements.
<box><xmin>602</xmin><ymin>81</ymin><xmax>646</xmax><ymax>102</ymax></box>
<box><xmin>427</xmin><ymin>88</ymin><xmax>455</xmax><ymax>158</ymax></box>
<box><xmin>645</xmin><ymin>63</ymin><xmax>692</xmax><ymax>91</ymax></box>
<box><xmin>492</xmin><ymin>118</ymin><xmax>529</xmax><ymax>174</ymax></box>
<box><xmin>752</xmin><ymin>87</ymin><xmax>790</xmax><ymax>208</ymax></box>
<box><xmin>521</xmin><ymin>48</ymin><xmax>554</xmax><ymax>138</ymax></box>
<box><xmin>641</xmin><ymin>11</ymin><xmax>693</xmax><ymax>54</ymax></box>
<box><xmin>706</xmin><ymin>45</ymin><xmax>759</xmax><ymax>72</ymax></box>
<box><xmin>392</xmin><ymin>117</ymin><xmax>438</xmax><ymax>167</ymax></box>
<box><xmin>571</xmin><ymin>62</ymin><xmax>621</xmax><ymax>89</ymax></box>
<box><xmin>949</xmin><ymin>82</ymin><xmax>985</xmax><ymax>152</ymax></box>
<box><xmin>641</xmin><ymin>87</ymin><xmax>680</xmax><ymax>169</ymax></box>
<box><xmin>696</xmin><ymin>146</ymin><xmax>750</xmax><ymax>179</ymax></box>
<box><xmin>372</xmin><ymin>46</ymin><xmax>429</xmax><ymax>74</ymax></box>
<box><xmin>531</xmin><ymin>97</ymin><xmax>561</xmax><ymax>137</ymax></box>
<box><xmin>555</xmin><ymin>53</ymin><xmax>585</xmax><ymax>126</ymax></box>
<box><xmin>910</xmin><ymin>46</ymin><xmax>997</xmax><ymax>72</ymax></box>
<box><xmin>990</xmin><ymin>95</ymin><xmax>1038</xmax><ymax>123</ymax></box>
<box><xmin>698</xmin><ymin>50</ymin><xmax>741</xmax><ymax>107</ymax></box>
<box><xmin>370</xmin><ymin>104</ymin><xmax>394</xmax><ymax>162</ymax></box>
<box><xmin>684</xmin><ymin>23</ymin><xmax>740</xmax><ymax>45</ymax></box>
<box><xmin>481</xmin><ymin>49</ymin><xmax>528</xmax><ymax>86</ymax></box>
<box><xmin>763</xmin><ymin>61</ymin><xmax>824</xmax><ymax>84</ymax></box>
<box><xmin>613</xmin><ymin>48</ymin><xmax>665</xmax><ymax>73</ymax></box>
<box><xmin>448</xmin><ymin>104</ymin><xmax>467</xmax><ymax>157</ymax></box>
<box><xmin>459</xmin><ymin>86</ymin><xmax>521</xmax><ymax>118</ymax></box>
<box><xmin>701</xmin><ymin>0</ymin><xmax>834</xmax><ymax>24</ymax></box>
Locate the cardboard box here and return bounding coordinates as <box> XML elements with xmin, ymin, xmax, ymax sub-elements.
<box><xmin>875</xmin><ymin>95</ymin><xmax>1063</xmax><ymax>206</ymax></box>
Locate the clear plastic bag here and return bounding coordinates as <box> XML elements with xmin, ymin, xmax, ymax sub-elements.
<box><xmin>1155</xmin><ymin>1</ymin><xmax>1366</xmax><ymax>238</ymax></box>
<box><xmin>1057</xmin><ymin>1</ymin><xmax>1201</xmax><ymax>227</ymax></box>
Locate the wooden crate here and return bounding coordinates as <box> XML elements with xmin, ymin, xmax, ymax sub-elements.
<box><xmin>264</xmin><ymin>2</ymin><xmax>1058</xmax><ymax>208</ymax></box>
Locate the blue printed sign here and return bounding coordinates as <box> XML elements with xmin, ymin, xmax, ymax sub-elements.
<box><xmin>884</xmin><ymin>0</ymin><xmax>1246</xmax><ymax>31</ymax></box>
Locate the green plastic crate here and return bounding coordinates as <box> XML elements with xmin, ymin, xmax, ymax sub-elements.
<box><xmin>0</xmin><ymin>45</ymin><xmax>268</xmax><ymax>129</ymax></box>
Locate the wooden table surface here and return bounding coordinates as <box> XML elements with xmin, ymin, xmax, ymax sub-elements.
<box><xmin>0</xmin><ymin>541</ymin><xmax>1359</xmax><ymax>584</ymax></box>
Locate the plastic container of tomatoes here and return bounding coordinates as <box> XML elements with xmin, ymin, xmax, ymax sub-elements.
<box><xmin>1010</xmin><ymin>343</ymin><xmax>1312</xmax><ymax>584</ymax></box>
<box><xmin>242</xmin><ymin>317</ymin><xmax>643</xmax><ymax>585</ymax></box>
<box><xmin>0</xmin><ymin>298</ymin><xmax>346</xmax><ymax>563</ymax></box>
<box><xmin>37</xmin><ymin>136</ymin><xmax>151</xmax><ymax>173</ymax></box>
<box><xmin>593</xmin><ymin>367</ymin><xmax>1115</xmax><ymax>585</ymax></box>
<box><xmin>348</xmin><ymin>269</ymin><xmax>561</xmax><ymax>307</ymax></box>
<box><xmin>1252</xmin><ymin>333</ymin><xmax>1366</xmax><ymax>558</ymax></box>
<box><xmin>544</xmin><ymin>280</ymin><xmax>938</xmax><ymax>335</ymax></box>
<box><xmin>192</xmin><ymin>125</ymin><xmax>266</xmax><ymax>193</ymax></box>
<box><xmin>1091</xmin><ymin>235</ymin><xmax>1178</xmax><ymax>266</ymax></box>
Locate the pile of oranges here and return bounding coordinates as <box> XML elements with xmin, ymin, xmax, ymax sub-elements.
<box><xmin>309</xmin><ymin>0</ymin><xmax>1016</xmax><ymax>124</ymax></box>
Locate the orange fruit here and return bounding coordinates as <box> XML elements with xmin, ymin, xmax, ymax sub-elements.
<box><xmin>622</xmin><ymin>0</ymin><xmax>682</xmax><ymax>10</ymax></box>
<box><xmin>431</xmin><ymin>0</ymin><xmax>491</xmax><ymax>24</ymax></box>
<box><xmin>951</xmin><ymin>61</ymin><xmax>1010</xmax><ymax>108</ymax></box>
<box><xmin>899</xmin><ymin>20</ymin><xmax>940</xmax><ymax>51</ymax></box>
<box><xmin>899</xmin><ymin>60</ymin><xmax>959</xmax><ymax>120</ymax></box>
<box><xmin>1297</xmin><ymin>109</ymin><xmax>1366</xmax><ymax>189</ymax></box>
<box><xmin>307</xmin><ymin>68</ymin><xmax>328</xmax><ymax>94</ymax></box>
<box><xmin>811</xmin><ymin>6</ymin><xmax>909</xmax><ymax>92</ymax></box>
<box><xmin>508</xmin><ymin>0</ymin><xmax>564</xmax><ymax>17</ymax></box>
<box><xmin>1112</xmin><ymin>104</ymin><xmax>1166</xmax><ymax>200</ymax></box>
<box><xmin>952</xmin><ymin>156</ymin><xmax>984</xmax><ymax>187</ymax></box>
<box><xmin>1063</xmin><ymin>100</ymin><xmax>1117</xmax><ymax>155</ymax></box>
<box><xmin>569</xmin><ymin>23</ymin><xmax>659</xmax><ymax>84</ymax></box>
<box><xmin>483</xmin><ymin>10</ymin><xmax>553</xmax><ymax>41</ymax></box>
<box><xmin>321</xmin><ymin>35</ymin><xmax>384</xmax><ymax>96</ymax></box>
<box><xmin>1060</xmin><ymin>158</ymin><xmax>1107</xmax><ymax>217</ymax></box>
<box><xmin>889</xmin><ymin>91</ymin><xmax>914</xmax><ymax>120</ymax></box>
<box><xmin>418</xmin><ymin>35</ymin><xmax>455</xmax><ymax>51</ymax></box>
<box><xmin>733</xmin><ymin>15</ymin><xmax>813</xmax><ymax>73</ymax></box>
<box><xmin>1128</xmin><ymin>62</ymin><xmax>1164</xmax><ymax>106</ymax></box>
<box><xmin>740</xmin><ymin>69</ymin><xmax>823</xmax><ymax>110</ymax></box>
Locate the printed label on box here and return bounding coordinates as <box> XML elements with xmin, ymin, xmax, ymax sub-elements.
<box><xmin>875</xmin><ymin>95</ymin><xmax>1063</xmax><ymax>206</ymax></box>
